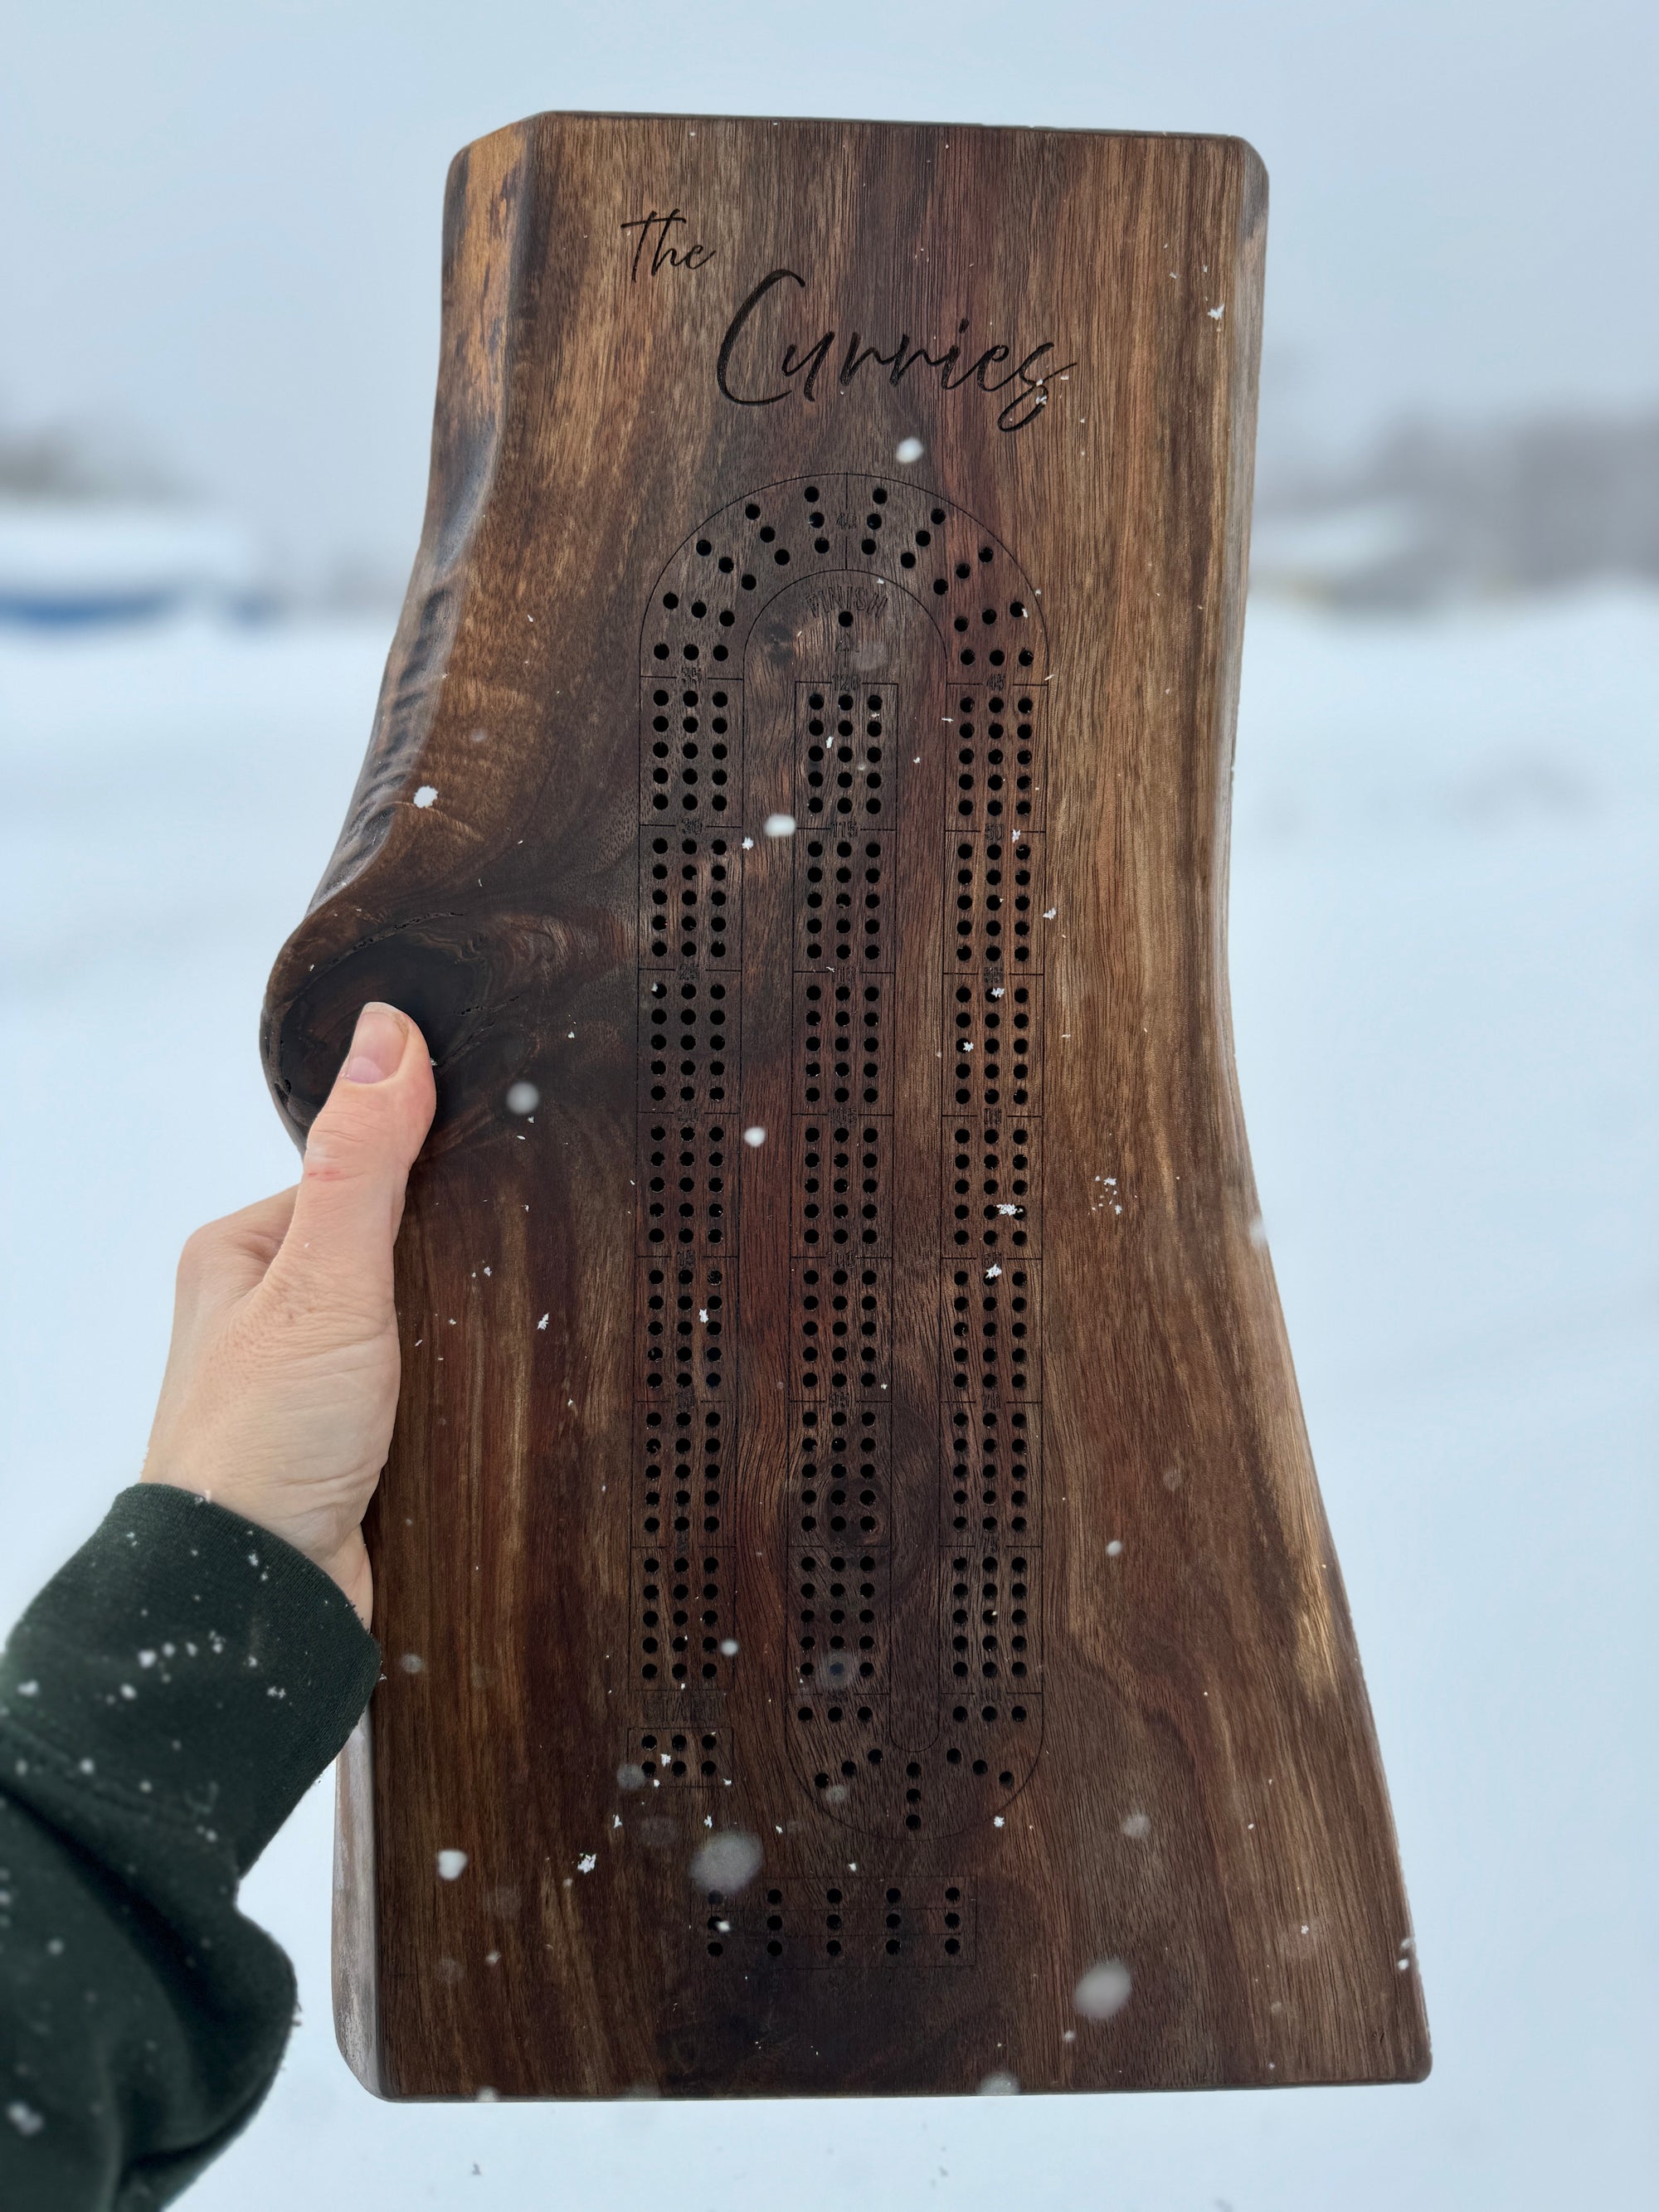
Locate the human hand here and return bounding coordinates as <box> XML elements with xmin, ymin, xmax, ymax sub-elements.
<box><xmin>141</xmin><ymin>1004</ymin><xmax>436</xmax><ymax>1626</ymax></box>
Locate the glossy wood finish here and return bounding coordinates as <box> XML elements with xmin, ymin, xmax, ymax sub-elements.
<box><xmin>264</xmin><ymin>111</ymin><xmax>1428</xmax><ymax>2099</ymax></box>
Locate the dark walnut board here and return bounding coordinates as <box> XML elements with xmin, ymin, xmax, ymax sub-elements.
<box><xmin>262</xmin><ymin>110</ymin><xmax>1428</xmax><ymax>2099</ymax></box>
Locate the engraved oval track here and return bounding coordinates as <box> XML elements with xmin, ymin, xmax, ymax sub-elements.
<box><xmin>635</xmin><ymin>475</ymin><xmax>1048</xmax><ymax>1842</ymax></box>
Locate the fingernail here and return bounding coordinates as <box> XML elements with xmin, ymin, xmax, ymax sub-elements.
<box><xmin>341</xmin><ymin>1002</ymin><xmax>407</xmax><ymax>1085</ymax></box>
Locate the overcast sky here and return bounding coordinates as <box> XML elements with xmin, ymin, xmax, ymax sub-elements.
<box><xmin>1</xmin><ymin>0</ymin><xmax>1652</xmax><ymax>581</ymax></box>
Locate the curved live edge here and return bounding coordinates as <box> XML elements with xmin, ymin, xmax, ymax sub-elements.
<box><xmin>330</xmin><ymin>1714</ymin><xmax>384</xmax><ymax>2096</ymax></box>
<box><xmin>264</xmin><ymin>112</ymin><xmax>1430</xmax><ymax>2100</ymax></box>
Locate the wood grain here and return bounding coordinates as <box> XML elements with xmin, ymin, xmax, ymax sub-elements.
<box><xmin>263</xmin><ymin>111</ymin><xmax>1429</xmax><ymax>2099</ymax></box>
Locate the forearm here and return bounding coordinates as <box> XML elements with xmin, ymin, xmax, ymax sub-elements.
<box><xmin>0</xmin><ymin>1484</ymin><xmax>379</xmax><ymax>2210</ymax></box>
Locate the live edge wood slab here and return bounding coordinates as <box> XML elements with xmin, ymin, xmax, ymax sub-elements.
<box><xmin>261</xmin><ymin>111</ymin><xmax>1428</xmax><ymax>2100</ymax></box>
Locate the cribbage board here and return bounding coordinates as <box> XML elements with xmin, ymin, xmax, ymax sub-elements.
<box><xmin>262</xmin><ymin>110</ymin><xmax>1428</xmax><ymax>2099</ymax></box>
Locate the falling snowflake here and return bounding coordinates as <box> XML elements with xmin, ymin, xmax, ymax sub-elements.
<box><xmin>1074</xmin><ymin>1959</ymin><xmax>1133</xmax><ymax>2020</ymax></box>
<box><xmin>689</xmin><ymin>1831</ymin><xmax>762</xmax><ymax>1892</ymax></box>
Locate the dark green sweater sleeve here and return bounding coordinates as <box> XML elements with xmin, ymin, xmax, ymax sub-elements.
<box><xmin>0</xmin><ymin>1485</ymin><xmax>381</xmax><ymax>2210</ymax></box>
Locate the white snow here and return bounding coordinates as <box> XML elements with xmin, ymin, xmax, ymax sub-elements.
<box><xmin>411</xmin><ymin>784</ymin><xmax>437</xmax><ymax>809</ymax></box>
<box><xmin>688</xmin><ymin>1830</ymin><xmax>762</xmax><ymax>1892</ymax></box>
<box><xmin>1073</xmin><ymin>1958</ymin><xmax>1133</xmax><ymax>2020</ymax></box>
<box><xmin>435</xmin><ymin>1850</ymin><xmax>468</xmax><ymax>1881</ymax></box>
<box><xmin>0</xmin><ymin>504</ymin><xmax>262</xmax><ymax>619</ymax></box>
<box><xmin>0</xmin><ymin>596</ymin><xmax>1654</xmax><ymax>2207</ymax></box>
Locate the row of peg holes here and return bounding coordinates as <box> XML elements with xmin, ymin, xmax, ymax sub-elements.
<box><xmin>779</xmin><ymin>499</ymin><xmax>1039</xmax><ymax>1823</ymax></box>
<box><xmin>946</xmin><ymin>1265</ymin><xmax>1034</xmax><ymax>1395</ymax></box>
<box><xmin>643</xmin><ymin>834</ymin><xmax>732</xmax><ymax>962</ymax></box>
<box><xmin>643</xmin><ymin>977</ymin><xmax>732</xmax><ymax>1109</ymax></box>
<box><xmin>952</xmin><ymin>690</ymin><xmax>1039</xmax><ymax>824</ymax></box>
<box><xmin>938</xmin><ymin>636</ymin><xmax>1045</xmax><ymax>1763</ymax></box>
<box><xmin>946</xmin><ymin>1123</ymin><xmax>1035</xmax><ymax>1252</ymax></box>
<box><xmin>639</xmin><ymin>1405</ymin><xmax>722</xmax><ymax>1541</ymax></box>
<box><xmin>808</xmin><ymin>1717</ymin><xmax>1029</xmax><ymax>1831</ymax></box>
<box><xmin>636</xmin><ymin>484</ymin><xmax>1048</xmax><ymax>1850</ymax></box>
<box><xmin>645</xmin><ymin>685</ymin><xmax>734</xmax><ymax>810</ymax></box>
<box><xmin>645</xmin><ymin>481</ymin><xmax>1039</xmax><ymax>685</ymax></box>
<box><xmin>640</xmin><ymin>1121</ymin><xmax>729</xmax><ymax>1251</ymax></box>
<box><xmin>637</xmin><ymin>1551</ymin><xmax>727</xmax><ymax>1685</ymax></box>
<box><xmin>704</xmin><ymin>1879</ymin><xmax>967</xmax><ymax>1961</ymax></box>
<box><xmin>794</xmin><ymin>1695</ymin><xmax>1032</xmax><ymax>1730</ymax></box>
<box><xmin>952</xmin><ymin>838</ymin><xmax>1039</xmax><ymax>965</ymax></box>
<box><xmin>798</xmin><ymin>1121</ymin><xmax>883</xmax><ymax>1252</ymax></box>
<box><xmin>800</xmin><ymin>837</ymin><xmax>886</xmax><ymax>966</ymax></box>
<box><xmin>949</xmin><ymin>980</ymin><xmax>1037</xmax><ymax>1109</ymax></box>
<box><xmin>800</xmin><ymin>688</ymin><xmax>886</xmax><ymax>820</ymax></box>
<box><xmin>949</xmin><ymin>1555</ymin><xmax>1033</xmax><ymax>1684</ymax></box>
<box><xmin>946</xmin><ymin>1408</ymin><xmax>1036</xmax><ymax>1539</ymax></box>
<box><xmin>795</xmin><ymin>1403</ymin><xmax>883</xmax><ymax>1536</ymax></box>
<box><xmin>796</xmin><ymin>1262</ymin><xmax>884</xmax><ymax>1393</ymax></box>
<box><xmin>635</xmin><ymin>1729</ymin><xmax>722</xmax><ymax>1782</ymax></box>
<box><xmin>639</xmin><ymin>1261</ymin><xmax>724</xmax><ymax>1394</ymax></box>
<box><xmin>795</xmin><ymin>1549</ymin><xmax>879</xmax><ymax>1688</ymax></box>
<box><xmin>799</xmin><ymin>978</ymin><xmax>884</xmax><ymax>1110</ymax></box>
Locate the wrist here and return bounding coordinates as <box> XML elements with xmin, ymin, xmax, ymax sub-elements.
<box><xmin>138</xmin><ymin>1468</ymin><xmax>372</xmax><ymax>1626</ymax></box>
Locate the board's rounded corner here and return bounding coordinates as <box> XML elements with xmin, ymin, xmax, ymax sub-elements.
<box><xmin>1221</xmin><ymin>134</ymin><xmax>1270</xmax><ymax>221</ymax></box>
<box><xmin>445</xmin><ymin>111</ymin><xmax>539</xmax><ymax>187</ymax></box>
<box><xmin>332</xmin><ymin>2007</ymin><xmax>392</xmax><ymax>2101</ymax></box>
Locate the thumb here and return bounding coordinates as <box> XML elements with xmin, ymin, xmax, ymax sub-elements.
<box><xmin>270</xmin><ymin>1001</ymin><xmax>437</xmax><ymax>1321</ymax></box>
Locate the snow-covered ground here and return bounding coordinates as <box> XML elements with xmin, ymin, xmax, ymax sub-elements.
<box><xmin>2</xmin><ymin>594</ymin><xmax>1654</xmax><ymax>2208</ymax></box>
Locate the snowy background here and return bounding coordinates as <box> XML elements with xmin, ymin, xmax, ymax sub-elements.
<box><xmin>2</xmin><ymin>587</ymin><xmax>1654</xmax><ymax>2207</ymax></box>
<box><xmin>2</xmin><ymin>0</ymin><xmax>1657</xmax><ymax>2202</ymax></box>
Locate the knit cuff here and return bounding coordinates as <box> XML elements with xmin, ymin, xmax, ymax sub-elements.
<box><xmin>0</xmin><ymin>1484</ymin><xmax>381</xmax><ymax>1874</ymax></box>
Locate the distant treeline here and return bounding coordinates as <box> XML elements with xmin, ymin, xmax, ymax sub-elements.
<box><xmin>1253</xmin><ymin>407</ymin><xmax>1659</xmax><ymax>607</ymax></box>
<box><xmin>7</xmin><ymin>404</ymin><xmax>1657</xmax><ymax>613</ymax></box>
<box><xmin>0</xmin><ymin>417</ymin><xmax>182</xmax><ymax>504</ymax></box>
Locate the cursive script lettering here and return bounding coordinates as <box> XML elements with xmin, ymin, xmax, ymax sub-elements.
<box><xmin>717</xmin><ymin>270</ymin><xmax>1074</xmax><ymax>434</ymax></box>
<box><xmin>620</xmin><ymin>207</ymin><xmax>716</xmax><ymax>282</ymax></box>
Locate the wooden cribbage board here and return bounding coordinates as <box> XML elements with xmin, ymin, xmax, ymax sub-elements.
<box><xmin>262</xmin><ymin>111</ymin><xmax>1428</xmax><ymax>2099</ymax></box>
